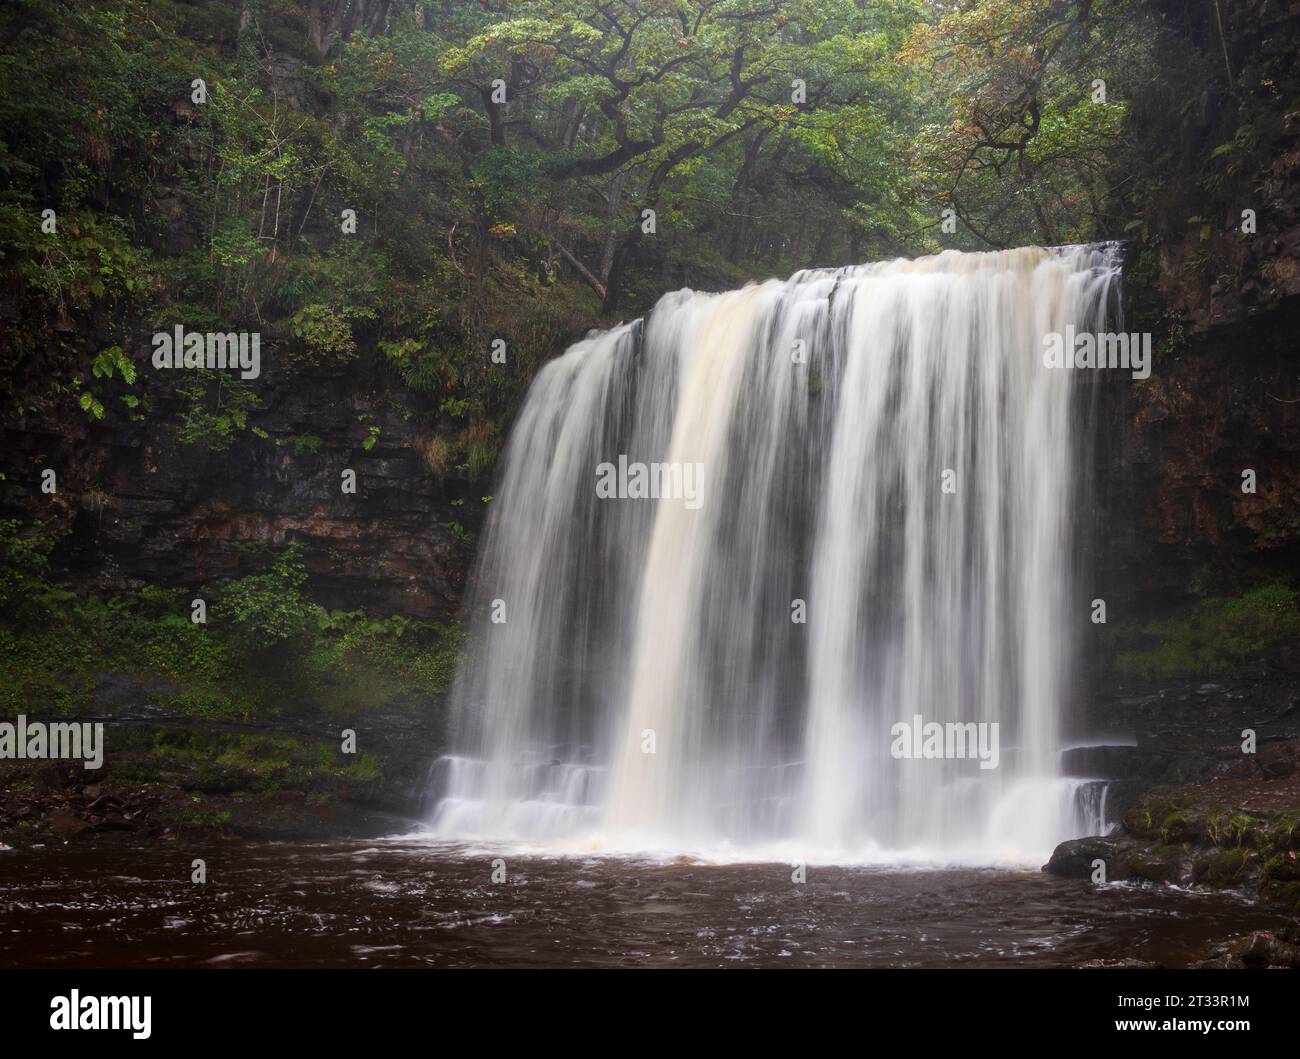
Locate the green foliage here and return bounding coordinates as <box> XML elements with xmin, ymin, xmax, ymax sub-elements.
<box><xmin>217</xmin><ymin>545</ymin><xmax>326</xmax><ymax>655</ymax></box>
<box><xmin>901</xmin><ymin>0</ymin><xmax>1149</xmax><ymax>248</ymax></box>
<box><xmin>288</xmin><ymin>304</ymin><xmax>360</xmax><ymax>365</ymax></box>
<box><xmin>440</xmin><ymin>520</ymin><xmax>473</xmax><ymax>547</ymax></box>
<box><xmin>174</xmin><ymin>370</ymin><xmax>262</xmax><ymax>452</ymax></box>
<box><xmin>282</xmin><ymin>433</ymin><xmax>323</xmax><ymax>456</ymax></box>
<box><xmin>0</xmin><ymin>519</ymin><xmax>463</xmax><ymax>721</ymax></box>
<box><xmin>343</xmin><ymin>751</ymin><xmax>382</xmax><ymax>784</ymax></box>
<box><xmin>72</xmin><ymin>345</ymin><xmax>141</xmax><ymax>420</ymax></box>
<box><xmin>305</xmin><ymin>610</ymin><xmax>463</xmax><ymax>713</ymax></box>
<box><xmin>0</xmin><ymin>0</ymin><xmax>1213</xmax><ymax>483</ymax></box>
<box><xmin>1104</xmin><ymin>583</ymin><xmax>1300</xmax><ymax>679</ymax></box>
<box><xmin>0</xmin><ymin>518</ymin><xmax>66</xmax><ymax>620</ymax></box>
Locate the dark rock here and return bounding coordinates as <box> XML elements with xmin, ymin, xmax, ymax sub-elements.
<box><xmin>46</xmin><ymin>813</ymin><xmax>91</xmax><ymax>835</ymax></box>
<box><xmin>34</xmin><ymin>767</ymin><xmax>78</xmax><ymax>793</ymax></box>
<box><xmin>1260</xmin><ymin>758</ymin><xmax>1296</xmax><ymax>779</ymax></box>
<box><xmin>1127</xmin><ymin>849</ymin><xmax>1184</xmax><ymax>884</ymax></box>
<box><xmin>1237</xmin><ymin>930</ymin><xmax>1300</xmax><ymax>968</ymax></box>
<box><xmin>0</xmin><ymin>369</ymin><xmax>476</xmax><ymax>621</ymax></box>
<box><xmin>1044</xmin><ymin>837</ymin><xmax>1119</xmax><ymax>879</ymax></box>
<box><xmin>1097</xmin><ymin>779</ymin><xmax>1147</xmax><ymax>821</ymax></box>
<box><xmin>1060</xmin><ymin>744</ymin><xmax>1146</xmax><ymax>779</ymax></box>
<box><xmin>1278</xmin><ymin>641</ymin><xmax>1300</xmax><ymax>674</ymax></box>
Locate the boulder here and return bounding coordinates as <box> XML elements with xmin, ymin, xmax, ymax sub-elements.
<box><xmin>1043</xmin><ymin>836</ymin><xmax>1119</xmax><ymax>879</ymax></box>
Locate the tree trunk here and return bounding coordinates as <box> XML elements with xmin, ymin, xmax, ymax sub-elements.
<box><xmin>599</xmin><ymin>171</ymin><xmax>626</xmax><ymax>282</ymax></box>
<box><xmin>602</xmin><ymin>232</ymin><xmax>635</xmax><ymax>315</ymax></box>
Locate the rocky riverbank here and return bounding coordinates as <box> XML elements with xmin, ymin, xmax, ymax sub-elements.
<box><xmin>1045</xmin><ymin>744</ymin><xmax>1299</xmax><ymax>904</ymax></box>
<box><xmin>0</xmin><ymin>676</ymin><xmax>441</xmax><ymax>847</ymax></box>
<box><xmin>1047</xmin><ymin>662</ymin><xmax>1300</xmax><ymax>968</ymax></box>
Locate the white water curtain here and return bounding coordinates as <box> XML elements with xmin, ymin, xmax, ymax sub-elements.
<box><xmin>431</xmin><ymin>246</ymin><xmax>1120</xmax><ymax>863</ymax></box>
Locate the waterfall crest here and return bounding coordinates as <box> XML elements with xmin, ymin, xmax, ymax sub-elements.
<box><xmin>430</xmin><ymin>245</ymin><xmax>1121</xmax><ymax>863</ymax></box>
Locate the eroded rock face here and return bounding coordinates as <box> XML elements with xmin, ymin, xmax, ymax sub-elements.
<box><xmin>1087</xmin><ymin>0</ymin><xmax>1300</xmax><ymax>620</ymax></box>
<box><xmin>0</xmin><ymin>356</ymin><xmax>478</xmax><ymax>620</ymax></box>
<box><xmin>1088</xmin><ymin>310</ymin><xmax>1300</xmax><ymax>621</ymax></box>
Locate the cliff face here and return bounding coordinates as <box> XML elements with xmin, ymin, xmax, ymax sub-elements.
<box><xmin>0</xmin><ymin>354</ymin><xmax>477</xmax><ymax>620</ymax></box>
<box><xmin>1089</xmin><ymin>0</ymin><xmax>1300</xmax><ymax>619</ymax></box>
<box><xmin>1091</xmin><ymin>294</ymin><xmax>1300</xmax><ymax>618</ymax></box>
<box><xmin>1063</xmin><ymin>5</ymin><xmax>1300</xmax><ymax>881</ymax></box>
<box><xmin>0</xmin><ymin>338</ymin><xmax>474</xmax><ymax>835</ymax></box>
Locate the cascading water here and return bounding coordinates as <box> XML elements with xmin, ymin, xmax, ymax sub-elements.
<box><xmin>430</xmin><ymin>245</ymin><xmax>1121</xmax><ymax>863</ymax></box>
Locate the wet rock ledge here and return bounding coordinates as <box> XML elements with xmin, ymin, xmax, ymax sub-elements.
<box><xmin>1044</xmin><ymin>736</ymin><xmax>1300</xmax><ymax>966</ymax></box>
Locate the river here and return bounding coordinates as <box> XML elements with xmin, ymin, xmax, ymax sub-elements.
<box><xmin>0</xmin><ymin>837</ymin><xmax>1279</xmax><ymax>968</ymax></box>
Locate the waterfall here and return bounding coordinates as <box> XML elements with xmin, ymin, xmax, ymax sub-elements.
<box><xmin>429</xmin><ymin>245</ymin><xmax>1121</xmax><ymax>863</ymax></box>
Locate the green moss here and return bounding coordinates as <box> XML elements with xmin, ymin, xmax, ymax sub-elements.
<box><xmin>0</xmin><ymin>528</ymin><xmax>460</xmax><ymax>817</ymax></box>
<box><xmin>1160</xmin><ymin>813</ymin><xmax>1201</xmax><ymax>844</ymax></box>
<box><xmin>343</xmin><ymin>751</ymin><xmax>382</xmax><ymax>784</ymax></box>
<box><xmin>1262</xmin><ymin>881</ymin><xmax>1300</xmax><ymax>913</ymax></box>
<box><xmin>304</xmin><ymin>611</ymin><xmax>462</xmax><ymax>715</ymax></box>
<box><xmin>1128</xmin><ymin>851</ymin><xmax>1180</xmax><ymax>883</ymax></box>
<box><xmin>1121</xmin><ymin>795</ymin><xmax>1300</xmax><ymax>905</ymax></box>
<box><xmin>1208</xmin><ymin>808</ymin><xmax>1266</xmax><ymax>848</ymax></box>
<box><xmin>282</xmin><ymin>433</ymin><xmax>324</xmax><ymax>456</ymax></box>
<box><xmin>110</xmin><ymin>761</ymin><xmax>162</xmax><ymax>785</ymax></box>
<box><xmin>1259</xmin><ymin>852</ymin><xmax>1300</xmax><ymax>907</ymax></box>
<box><xmin>1102</xmin><ymin>582</ymin><xmax>1300</xmax><ymax>679</ymax></box>
<box><xmin>1122</xmin><ymin>804</ymin><xmax>1155</xmax><ymax>835</ymax></box>
<box><xmin>1266</xmin><ymin>812</ymin><xmax>1300</xmax><ymax>852</ymax></box>
<box><xmin>1122</xmin><ymin>792</ymin><xmax>1189</xmax><ymax>838</ymax></box>
<box><xmin>1196</xmin><ymin>847</ymin><xmax>1251</xmax><ymax>884</ymax></box>
<box><xmin>174</xmin><ymin>807</ymin><xmax>233</xmax><ymax>834</ymax></box>
<box><xmin>0</xmin><ymin>527</ymin><xmax>461</xmax><ymax>732</ymax></box>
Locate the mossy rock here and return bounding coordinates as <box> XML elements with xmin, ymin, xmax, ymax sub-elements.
<box><xmin>1121</xmin><ymin>804</ymin><xmax>1158</xmax><ymax>837</ymax></box>
<box><xmin>1259</xmin><ymin>880</ymin><xmax>1300</xmax><ymax>913</ymax></box>
<box><xmin>1160</xmin><ymin>812</ymin><xmax>1205</xmax><ymax>844</ymax></box>
<box><xmin>1128</xmin><ymin>850</ymin><xmax>1181</xmax><ymax>883</ymax></box>
<box><xmin>1206</xmin><ymin>808</ymin><xmax>1264</xmax><ymax>848</ymax></box>
<box><xmin>1260</xmin><ymin>852</ymin><xmax>1300</xmax><ymax>886</ymax></box>
<box><xmin>1236</xmin><ymin>930</ymin><xmax>1300</xmax><ymax>969</ymax></box>
<box><xmin>109</xmin><ymin>761</ymin><xmax>162</xmax><ymax>785</ymax></box>
<box><xmin>1102</xmin><ymin>582</ymin><xmax>1300</xmax><ymax>679</ymax></box>
<box><xmin>1043</xmin><ymin>836</ymin><xmax>1118</xmax><ymax>879</ymax></box>
<box><xmin>1194</xmin><ymin>847</ymin><xmax>1252</xmax><ymax>885</ymax></box>
<box><xmin>1122</xmin><ymin>793</ymin><xmax>1189</xmax><ymax>839</ymax></box>
<box><xmin>1266</xmin><ymin>813</ymin><xmax>1300</xmax><ymax>852</ymax></box>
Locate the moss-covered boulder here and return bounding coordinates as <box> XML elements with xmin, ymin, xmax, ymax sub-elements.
<box><xmin>1049</xmin><ymin>782</ymin><xmax>1300</xmax><ymax>912</ymax></box>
